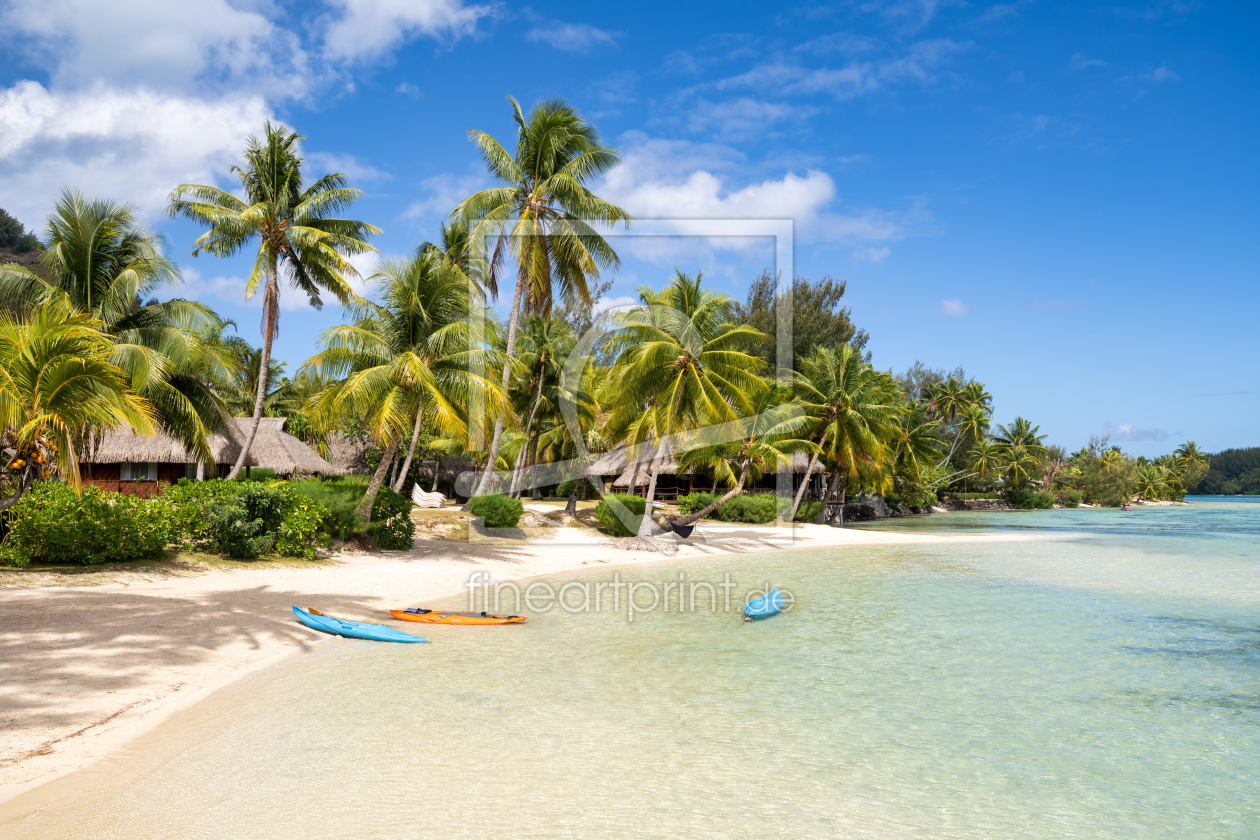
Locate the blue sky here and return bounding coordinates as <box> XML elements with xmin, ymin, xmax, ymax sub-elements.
<box><xmin>1</xmin><ymin>0</ymin><xmax>1257</xmax><ymax>456</ymax></box>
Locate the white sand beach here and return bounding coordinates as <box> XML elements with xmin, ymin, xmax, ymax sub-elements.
<box><xmin>0</xmin><ymin>514</ymin><xmax>1036</xmax><ymax>805</ymax></box>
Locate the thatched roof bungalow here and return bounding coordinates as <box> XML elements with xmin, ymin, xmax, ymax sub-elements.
<box><xmin>585</xmin><ymin>441</ymin><xmax>827</xmax><ymax>500</ymax></box>
<box><xmin>79</xmin><ymin>418</ymin><xmax>336</xmax><ymax>496</ymax></box>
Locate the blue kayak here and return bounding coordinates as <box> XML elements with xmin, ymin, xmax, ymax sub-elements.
<box><xmin>743</xmin><ymin>588</ymin><xmax>786</xmax><ymax>620</ymax></box>
<box><xmin>292</xmin><ymin>606</ymin><xmax>427</xmax><ymax>643</ymax></box>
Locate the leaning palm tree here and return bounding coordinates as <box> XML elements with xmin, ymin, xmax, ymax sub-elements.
<box><xmin>673</xmin><ymin>379</ymin><xmax>813</xmax><ymax>526</ymax></box>
<box><xmin>1173</xmin><ymin>441</ymin><xmax>1209</xmax><ymax>491</ymax></box>
<box><xmin>785</xmin><ymin>343</ymin><xmax>900</xmax><ymax>523</ymax></box>
<box><xmin>168</xmin><ymin>122</ymin><xmax>379</xmax><ymax>479</ymax></box>
<box><xmin>606</xmin><ymin>270</ymin><xmax>764</xmax><ymax>537</ymax></box>
<box><xmin>0</xmin><ymin>301</ymin><xmax>154</xmax><ymax>509</ymax></box>
<box><xmin>456</xmin><ymin>97</ymin><xmax>632</xmax><ymax>495</ymax></box>
<box><xmin>1135</xmin><ymin>464</ymin><xmax>1168</xmax><ymax>501</ymax></box>
<box><xmin>302</xmin><ymin>249</ymin><xmax>504</xmax><ymax>520</ymax></box>
<box><xmin>0</xmin><ymin>189</ymin><xmax>230</xmax><ymax>466</ymax></box>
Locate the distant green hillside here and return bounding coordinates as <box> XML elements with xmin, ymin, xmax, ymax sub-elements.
<box><xmin>1192</xmin><ymin>447</ymin><xmax>1260</xmax><ymax>495</ymax></box>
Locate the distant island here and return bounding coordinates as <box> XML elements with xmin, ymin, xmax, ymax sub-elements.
<box><xmin>1190</xmin><ymin>447</ymin><xmax>1260</xmax><ymax>496</ymax></box>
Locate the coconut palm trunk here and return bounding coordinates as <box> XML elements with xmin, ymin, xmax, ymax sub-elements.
<box><xmin>227</xmin><ymin>268</ymin><xmax>278</xmax><ymax>480</ymax></box>
<box><xmin>474</xmin><ymin>267</ymin><xmax>526</xmax><ymax>496</ymax></box>
<box><xmin>392</xmin><ymin>409</ymin><xmax>425</xmax><ymax>493</ymax></box>
<box><xmin>359</xmin><ymin>432</ymin><xmax>401</xmax><ymax>524</ymax></box>
<box><xmin>528</xmin><ymin>429</ymin><xmax>543</xmax><ymax>500</ymax></box>
<box><xmin>817</xmin><ymin>470</ymin><xmax>843</xmax><ymax>524</ymax></box>
<box><xmin>636</xmin><ymin>439</ymin><xmax>668</xmax><ymax>538</ymax></box>
<box><xmin>788</xmin><ymin>431</ymin><xmax>828</xmax><ymax>523</ymax></box>
<box><xmin>509</xmin><ymin>364</ymin><xmax>546</xmax><ymax>496</ymax></box>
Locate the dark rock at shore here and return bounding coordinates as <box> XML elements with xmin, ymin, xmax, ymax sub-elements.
<box><xmin>939</xmin><ymin>498</ymin><xmax>1014</xmax><ymax>512</ymax></box>
<box><xmin>843</xmin><ymin>495</ymin><xmax>919</xmax><ymax>520</ymax></box>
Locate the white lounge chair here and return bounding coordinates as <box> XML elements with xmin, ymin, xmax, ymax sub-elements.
<box><xmin>412</xmin><ymin>486</ymin><xmax>447</xmax><ymax>509</ymax></box>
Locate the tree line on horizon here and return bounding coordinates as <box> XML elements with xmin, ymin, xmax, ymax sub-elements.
<box><xmin>0</xmin><ymin>96</ymin><xmax>1226</xmax><ymax>542</ymax></box>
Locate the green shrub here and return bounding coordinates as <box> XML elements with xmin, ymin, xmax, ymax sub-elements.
<box><xmin>941</xmin><ymin>492</ymin><xmax>1001</xmax><ymax>500</ymax></box>
<box><xmin>678</xmin><ymin>492</ymin><xmax>719</xmax><ymax>514</ymax></box>
<box><xmin>235</xmin><ymin>467</ymin><xmax>278</xmax><ymax>482</ymax></box>
<box><xmin>469</xmin><ymin>494</ymin><xmax>524</xmax><ymax>528</ymax></box>
<box><xmin>792</xmin><ymin>500</ymin><xmax>825</xmax><ymax>522</ymax></box>
<box><xmin>1006</xmin><ymin>488</ymin><xmax>1055</xmax><ymax>510</ymax></box>
<box><xmin>370</xmin><ymin>487</ymin><xmax>416</xmax><ymax>549</ymax></box>
<box><xmin>0</xmin><ymin>482</ymin><xmax>172</xmax><ymax>565</ymax></box>
<box><xmin>289</xmin><ymin>478</ymin><xmax>414</xmax><ymax>549</ymax></box>
<box><xmin>680</xmin><ymin>492</ymin><xmax>821</xmax><ymax>523</ymax></box>
<box><xmin>165</xmin><ymin>479</ymin><xmax>242</xmax><ymax>543</ymax></box>
<box><xmin>710</xmin><ymin>494</ymin><xmax>777</xmax><ymax>523</ymax></box>
<box><xmin>556</xmin><ymin>478</ymin><xmax>596</xmax><ymax>500</ymax></box>
<box><xmin>1056</xmin><ymin>489</ymin><xmax>1083</xmax><ymax>508</ymax></box>
<box><xmin>595</xmin><ymin>493</ymin><xmax>646</xmax><ymax>536</ymax></box>
<box><xmin>168</xmin><ymin>479</ymin><xmax>329</xmax><ymax>559</ymax></box>
<box><xmin>276</xmin><ymin>499</ymin><xmax>328</xmax><ymax>559</ymax></box>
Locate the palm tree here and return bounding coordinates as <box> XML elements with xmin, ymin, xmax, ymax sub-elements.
<box><xmin>456</xmin><ymin>97</ymin><xmax>632</xmax><ymax>495</ymax></box>
<box><xmin>168</xmin><ymin>121</ymin><xmax>379</xmax><ymax>479</ymax></box>
<box><xmin>674</xmin><ymin>380</ymin><xmax>813</xmax><ymax>526</ymax></box>
<box><xmin>968</xmin><ymin>439</ymin><xmax>1002</xmax><ymax>483</ymax></box>
<box><xmin>508</xmin><ymin>315</ymin><xmax>575</xmax><ymax>497</ymax></box>
<box><xmin>786</xmin><ymin>344</ymin><xmax>899</xmax><ymax>523</ymax></box>
<box><xmin>1000</xmin><ymin>443</ymin><xmax>1041</xmax><ymax>489</ymax></box>
<box><xmin>888</xmin><ymin>411</ymin><xmax>945</xmax><ymax>489</ymax></box>
<box><xmin>1135</xmin><ymin>464</ymin><xmax>1168</xmax><ymax>501</ymax></box>
<box><xmin>0</xmin><ymin>189</ymin><xmax>230</xmax><ymax>466</ymax></box>
<box><xmin>1173</xmin><ymin>441</ymin><xmax>1209</xmax><ymax>491</ymax></box>
<box><xmin>302</xmin><ymin>249</ymin><xmax>504</xmax><ymax>521</ymax></box>
<box><xmin>0</xmin><ymin>301</ymin><xmax>154</xmax><ymax>509</ymax></box>
<box><xmin>606</xmin><ymin>270</ymin><xmax>764</xmax><ymax>537</ymax></box>
<box><xmin>994</xmin><ymin>417</ymin><xmax>1048</xmax><ymax>465</ymax></box>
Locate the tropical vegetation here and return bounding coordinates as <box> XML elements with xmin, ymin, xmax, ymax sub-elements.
<box><xmin>0</xmin><ymin>98</ymin><xmax>1244</xmax><ymax>565</ymax></box>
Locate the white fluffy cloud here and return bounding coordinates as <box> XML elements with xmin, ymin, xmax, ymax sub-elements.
<box><xmin>403</xmin><ymin>173</ymin><xmax>490</xmax><ymax>227</ymax></box>
<box><xmin>0</xmin><ymin>81</ymin><xmax>270</xmax><ymax>224</ymax></box>
<box><xmin>1104</xmin><ymin>422</ymin><xmax>1170</xmax><ymax>442</ymax></box>
<box><xmin>525</xmin><ymin>22</ymin><xmax>618</xmax><ymax>54</ymax></box>
<box><xmin>0</xmin><ymin>0</ymin><xmax>489</xmax><ymax>226</ymax></box>
<box><xmin>940</xmin><ymin>298</ymin><xmax>968</xmax><ymax>316</ymax></box>
<box><xmin>322</xmin><ymin>0</ymin><xmax>489</xmax><ymax>61</ymax></box>
<box><xmin>598</xmin><ymin>134</ymin><xmax>912</xmax><ymax>247</ymax></box>
<box><xmin>0</xmin><ymin>0</ymin><xmax>313</xmax><ymax>100</ymax></box>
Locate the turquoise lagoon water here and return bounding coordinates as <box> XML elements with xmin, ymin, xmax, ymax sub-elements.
<box><xmin>3</xmin><ymin>497</ymin><xmax>1258</xmax><ymax>838</ymax></box>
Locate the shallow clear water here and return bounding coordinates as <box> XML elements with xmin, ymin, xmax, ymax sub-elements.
<box><xmin>3</xmin><ymin>497</ymin><xmax>1258</xmax><ymax>838</ymax></box>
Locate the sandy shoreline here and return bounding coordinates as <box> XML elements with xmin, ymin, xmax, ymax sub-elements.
<box><xmin>0</xmin><ymin>516</ymin><xmax>1036</xmax><ymax>805</ymax></box>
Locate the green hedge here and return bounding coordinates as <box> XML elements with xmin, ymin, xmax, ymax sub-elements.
<box><xmin>168</xmin><ymin>479</ymin><xmax>331</xmax><ymax>559</ymax></box>
<box><xmin>1055</xmin><ymin>489</ymin><xmax>1083</xmax><ymax>508</ymax></box>
<box><xmin>595</xmin><ymin>493</ymin><xmax>646</xmax><ymax>536</ymax></box>
<box><xmin>1006</xmin><ymin>488</ymin><xmax>1055</xmax><ymax>510</ymax></box>
<box><xmin>469</xmin><ymin>494</ymin><xmax>524</xmax><ymax>528</ymax></box>
<box><xmin>941</xmin><ymin>492</ymin><xmax>1001</xmax><ymax>500</ymax></box>
<box><xmin>0</xmin><ymin>482</ymin><xmax>172</xmax><ymax>566</ymax></box>
<box><xmin>678</xmin><ymin>492</ymin><xmax>823</xmax><ymax>523</ymax></box>
<box><xmin>289</xmin><ymin>477</ymin><xmax>415</xmax><ymax>550</ymax></box>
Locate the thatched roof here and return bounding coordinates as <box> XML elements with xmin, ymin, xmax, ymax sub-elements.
<box><xmin>325</xmin><ymin>433</ymin><xmax>475</xmax><ymax>483</ymax></box>
<box><xmin>325</xmin><ymin>433</ymin><xmax>372</xmax><ymax>475</ymax></box>
<box><xmin>86</xmin><ymin>418</ymin><xmax>336</xmax><ymax>476</ymax></box>
<box><xmin>608</xmin><ymin>445</ymin><xmax>823</xmax><ymax>487</ymax></box>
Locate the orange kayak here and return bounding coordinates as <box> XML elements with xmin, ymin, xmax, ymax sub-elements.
<box><xmin>390</xmin><ymin>608</ymin><xmax>527</xmax><ymax>625</ymax></box>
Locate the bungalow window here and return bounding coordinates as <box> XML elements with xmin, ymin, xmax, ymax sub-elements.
<box><xmin>120</xmin><ymin>462</ymin><xmax>159</xmax><ymax>481</ymax></box>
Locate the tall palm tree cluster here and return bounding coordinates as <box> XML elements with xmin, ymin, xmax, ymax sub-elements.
<box><xmin>0</xmin><ymin>99</ymin><xmax>1213</xmax><ymax>519</ymax></box>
